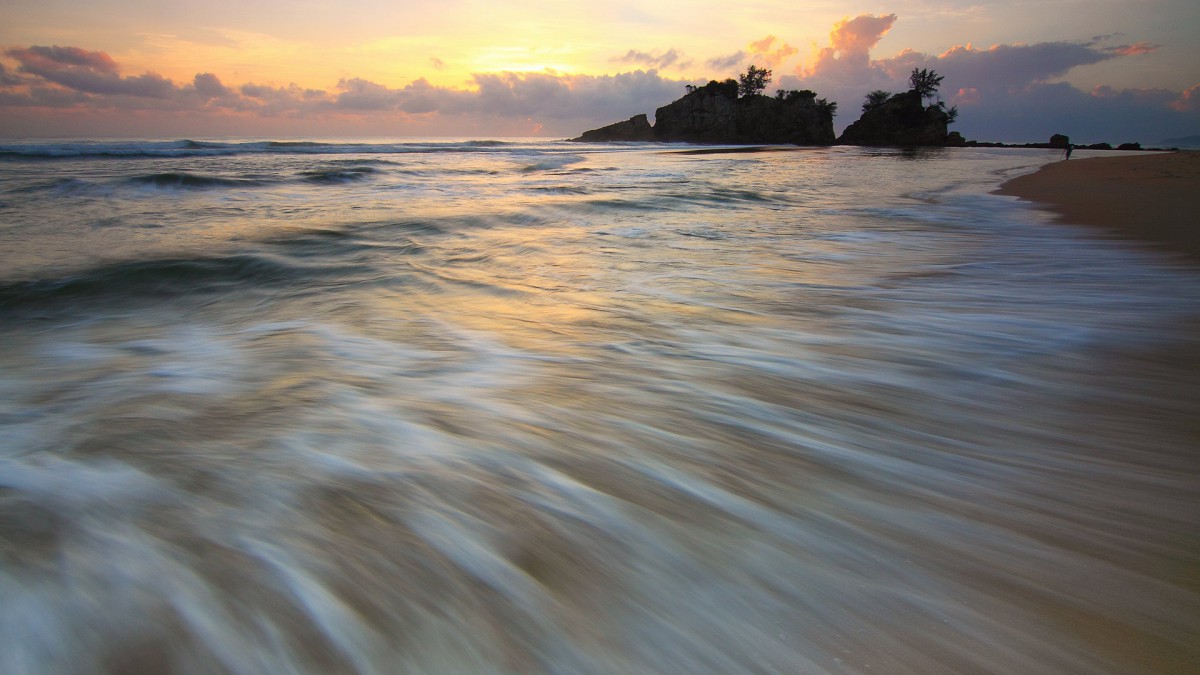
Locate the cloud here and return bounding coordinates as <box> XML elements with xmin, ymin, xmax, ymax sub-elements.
<box><xmin>1105</xmin><ymin>42</ymin><xmax>1159</xmax><ymax>56</ymax></box>
<box><xmin>878</xmin><ymin>42</ymin><xmax>1117</xmax><ymax>91</ymax></box>
<box><xmin>8</xmin><ymin>45</ymin><xmax>118</xmax><ymax>74</ymax></box>
<box><xmin>7</xmin><ymin>45</ymin><xmax>174</xmax><ymax>98</ymax></box>
<box><xmin>747</xmin><ymin>36</ymin><xmax>797</xmax><ymax>70</ymax></box>
<box><xmin>1171</xmin><ymin>83</ymin><xmax>1200</xmax><ymax>112</ymax></box>
<box><xmin>749</xmin><ymin>36</ymin><xmax>777</xmax><ymax>53</ymax></box>
<box><xmin>192</xmin><ymin>73</ymin><xmax>229</xmax><ymax>99</ymax></box>
<box><xmin>0</xmin><ymin>63</ymin><xmax>24</xmax><ymax>87</ymax></box>
<box><xmin>705</xmin><ymin>51</ymin><xmax>746</xmax><ymax>72</ymax></box>
<box><xmin>2</xmin><ymin>24</ymin><xmax>1195</xmax><ymax>143</ymax></box>
<box><xmin>776</xmin><ymin>14</ymin><xmax>1198</xmax><ymax>142</ymax></box>
<box><xmin>0</xmin><ymin>43</ymin><xmax>687</xmax><ymax>134</ymax></box>
<box><xmin>809</xmin><ymin>14</ymin><xmax>897</xmax><ymax>74</ymax></box>
<box><xmin>429</xmin><ymin>57</ymin><xmax>447</xmax><ymax>70</ymax></box>
<box><xmin>611</xmin><ymin>48</ymin><xmax>685</xmax><ymax>70</ymax></box>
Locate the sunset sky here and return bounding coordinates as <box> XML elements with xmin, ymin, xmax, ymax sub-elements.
<box><xmin>2</xmin><ymin>0</ymin><xmax>1198</xmax><ymax>142</ymax></box>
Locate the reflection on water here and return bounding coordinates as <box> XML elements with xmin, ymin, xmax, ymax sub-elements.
<box><xmin>0</xmin><ymin>142</ymin><xmax>1198</xmax><ymax>673</ymax></box>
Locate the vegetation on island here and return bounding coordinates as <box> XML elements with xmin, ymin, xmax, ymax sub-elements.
<box><xmin>738</xmin><ymin>65</ymin><xmax>772</xmax><ymax>97</ymax></box>
<box><xmin>859</xmin><ymin>69</ymin><xmax>957</xmax><ymax>124</ymax></box>
<box><xmin>840</xmin><ymin>68</ymin><xmax>959</xmax><ymax>146</ymax></box>
<box><xmin>680</xmin><ymin>65</ymin><xmax>837</xmax><ymax>117</ymax></box>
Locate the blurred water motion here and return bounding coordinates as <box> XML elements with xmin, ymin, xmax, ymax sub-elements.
<box><xmin>0</xmin><ymin>140</ymin><xmax>1197</xmax><ymax>673</ymax></box>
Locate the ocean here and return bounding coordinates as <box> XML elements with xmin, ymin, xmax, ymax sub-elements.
<box><xmin>1</xmin><ymin>139</ymin><xmax>1197</xmax><ymax>674</ymax></box>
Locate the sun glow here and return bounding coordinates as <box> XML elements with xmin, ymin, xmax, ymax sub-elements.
<box><xmin>468</xmin><ymin>47</ymin><xmax>580</xmax><ymax>77</ymax></box>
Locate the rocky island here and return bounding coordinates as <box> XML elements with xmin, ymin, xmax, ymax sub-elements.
<box><xmin>573</xmin><ymin>66</ymin><xmax>837</xmax><ymax>145</ymax></box>
<box><xmin>836</xmin><ymin>69</ymin><xmax>957</xmax><ymax>146</ymax></box>
<box><xmin>574</xmin><ymin>67</ymin><xmax>961</xmax><ymax>148</ymax></box>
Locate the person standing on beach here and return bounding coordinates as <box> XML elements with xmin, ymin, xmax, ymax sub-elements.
<box><xmin>1063</xmin><ymin>143</ymin><xmax>1074</xmax><ymax>160</ymax></box>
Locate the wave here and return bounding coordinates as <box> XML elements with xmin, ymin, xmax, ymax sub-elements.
<box><xmin>0</xmin><ymin>253</ymin><xmax>359</xmax><ymax>311</ymax></box>
<box><xmin>298</xmin><ymin>167</ymin><xmax>381</xmax><ymax>184</ymax></box>
<box><xmin>7</xmin><ymin>177</ymin><xmax>109</xmax><ymax>196</ymax></box>
<box><xmin>124</xmin><ymin>172</ymin><xmax>270</xmax><ymax>189</ymax></box>
<box><xmin>0</xmin><ymin>139</ymin><xmax>546</xmax><ymax>160</ymax></box>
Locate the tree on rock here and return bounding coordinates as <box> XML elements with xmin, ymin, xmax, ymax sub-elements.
<box><xmin>738</xmin><ymin>65</ymin><xmax>772</xmax><ymax>98</ymax></box>
<box><xmin>909</xmin><ymin>68</ymin><xmax>944</xmax><ymax>101</ymax></box>
<box><xmin>862</xmin><ymin>90</ymin><xmax>892</xmax><ymax>113</ymax></box>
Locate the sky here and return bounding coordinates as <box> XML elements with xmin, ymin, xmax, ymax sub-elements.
<box><xmin>1</xmin><ymin>0</ymin><xmax>1198</xmax><ymax>142</ymax></box>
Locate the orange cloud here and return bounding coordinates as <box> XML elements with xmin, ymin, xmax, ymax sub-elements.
<box><xmin>1170</xmin><ymin>83</ymin><xmax>1200</xmax><ymax>111</ymax></box>
<box><xmin>748</xmin><ymin>35</ymin><xmax>798</xmax><ymax>70</ymax></box>
<box><xmin>953</xmin><ymin>87</ymin><xmax>980</xmax><ymax>106</ymax></box>
<box><xmin>1107</xmin><ymin>42</ymin><xmax>1159</xmax><ymax>56</ymax></box>
<box><xmin>802</xmin><ymin>14</ymin><xmax>897</xmax><ymax>77</ymax></box>
<box><xmin>829</xmin><ymin>14</ymin><xmax>897</xmax><ymax>57</ymax></box>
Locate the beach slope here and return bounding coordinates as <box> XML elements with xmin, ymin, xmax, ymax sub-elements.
<box><xmin>996</xmin><ymin>152</ymin><xmax>1200</xmax><ymax>259</ymax></box>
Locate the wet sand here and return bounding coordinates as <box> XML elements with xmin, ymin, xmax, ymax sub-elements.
<box><xmin>996</xmin><ymin>151</ymin><xmax>1200</xmax><ymax>260</ymax></box>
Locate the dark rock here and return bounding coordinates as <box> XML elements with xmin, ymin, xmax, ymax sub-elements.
<box><xmin>1085</xmin><ymin>142</ymin><xmax>1112</xmax><ymax>150</ymax></box>
<box><xmin>652</xmin><ymin>86</ymin><xmax>835</xmax><ymax>145</ymax></box>
<box><xmin>945</xmin><ymin>131</ymin><xmax>966</xmax><ymax>147</ymax></box>
<box><xmin>571</xmin><ymin>81</ymin><xmax>836</xmax><ymax>146</ymax></box>
<box><xmin>572</xmin><ymin>114</ymin><xmax>655</xmax><ymax>142</ymax></box>
<box><xmin>1117</xmin><ymin>142</ymin><xmax>1142</xmax><ymax>151</ymax></box>
<box><xmin>1049</xmin><ymin>133</ymin><xmax>1070</xmax><ymax>148</ymax></box>
<box><xmin>836</xmin><ymin>91</ymin><xmax>951</xmax><ymax>146</ymax></box>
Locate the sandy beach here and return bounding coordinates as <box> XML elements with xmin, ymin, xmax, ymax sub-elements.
<box><xmin>997</xmin><ymin>151</ymin><xmax>1200</xmax><ymax>260</ymax></box>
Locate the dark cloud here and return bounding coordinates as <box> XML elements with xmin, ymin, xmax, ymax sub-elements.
<box><xmin>944</xmin><ymin>80</ymin><xmax>1199</xmax><ymax>143</ymax></box>
<box><xmin>334</xmin><ymin>77</ymin><xmax>402</xmax><ymax>111</ymax></box>
<box><xmin>0</xmin><ymin>63</ymin><xmax>24</xmax><ymax>86</ymax></box>
<box><xmin>8</xmin><ymin>45</ymin><xmax>118</xmax><ymax>73</ymax></box>
<box><xmin>611</xmin><ymin>48</ymin><xmax>684</xmax><ymax>70</ymax></box>
<box><xmin>770</xmin><ymin>14</ymin><xmax>1200</xmax><ymax>142</ymax></box>
<box><xmin>7</xmin><ymin>45</ymin><xmax>174</xmax><ymax>98</ymax></box>
<box><xmin>0</xmin><ymin>85</ymin><xmax>89</xmax><ymax>108</ymax></box>
<box><xmin>705</xmin><ymin>51</ymin><xmax>745</xmax><ymax>72</ymax></box>
<box><xmin>192</xmin><ymin>73</ymin><xmax>229</xmax><ymax>99</ymax></box>
<box><xmin>327</xmin><ymin>68</ymin><xmax>684</xmax><ymax>131</ymax></box>
<box><xmin>874</xmin><ymin>42</ymin><xmax>1117</xmax><ymax>92</ymax></box>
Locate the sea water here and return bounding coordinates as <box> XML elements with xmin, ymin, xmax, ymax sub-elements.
<box><xmin>0</xmin><ymin>139</ymin><xmax>1197</xmax><ymax>674</ymax></box>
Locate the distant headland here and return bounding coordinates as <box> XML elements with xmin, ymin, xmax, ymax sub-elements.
<box><xmin>572</xmin><ymin>66</ymin><xmax>1174</xmax><ymax>150</ymax></box>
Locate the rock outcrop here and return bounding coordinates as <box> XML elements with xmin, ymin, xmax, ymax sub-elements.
<box><xmin>572</xmin><ymin>81</ymin><xmax>836</xmax><ymax>145</ymax></box>
<box><xmin>837</xmin><ymin>90</ymin><xmax>951</xmax><ymax>147</ymax></box>
<box><xmin>573</xmin><ymin>114</ymin><xmax>655</xmax><ymax>142</ymax></box>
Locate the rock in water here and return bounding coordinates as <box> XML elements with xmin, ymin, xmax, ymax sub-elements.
<box><xmin>654</xmin><ymin>86</ymin><xmax>835</xmax><ymax>145</ymax></box>
<box><xmin>571</xmin><ymin>82</ymin><xmax>836</xmax><ymax>145</ymax></box>
<box><xmin>572</xmin><ymin>114</ymin><xmax>655</xmax><ymax>142</ymax></box>
<box><xmin>838</xmin><ymin>91</ymin><xmax>951</xmax><ymax>147</ymax></box>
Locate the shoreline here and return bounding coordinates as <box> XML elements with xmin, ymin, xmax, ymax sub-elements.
<box><xmin>995</xmin><ymin>151</ymin><xmax>1200</xmax><ymax>260</ymax></box>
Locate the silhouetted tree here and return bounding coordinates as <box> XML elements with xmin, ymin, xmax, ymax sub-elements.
<box><xmin>909</xmin><ymin>68</ymin><xmax>944</xmax><ymax>100</ymax></box>
<box><xmin>689</xmin><ymin>79</ymin><xmax>739</xmax><ymax>98</ymax></box>
<box><xmin>862</xmin><ymin>90</ymin><xmax>892</xmax><ymax>113</ymax></box>
<box><xmin>816</xmin><ymin>98</ymin><xmax>838</xmax><ymax>116</ymax></box>
<box><xmin>775</xmin><ymin>89</ymin><xmax>817</xmax><ymax>103</ymax></box>
<box><xmin>929</xmin><ymin>99</ymin><xmax>960</xmax><ymax>124</ymax></box>
<box><xmin>738</xmin><ymin>65</ymin><xmax>772</xmax><ymax>97</ymax></box>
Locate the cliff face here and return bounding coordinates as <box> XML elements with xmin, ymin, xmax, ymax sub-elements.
<box><xmin>837</xmin><ymin>91</ymin><xmax>950</xmax><ymax>147</ymax></box>
<box><xmin>571</xmin><ymin>83</ymin><xmax>836</xmax><ymax>145</ymax></box>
